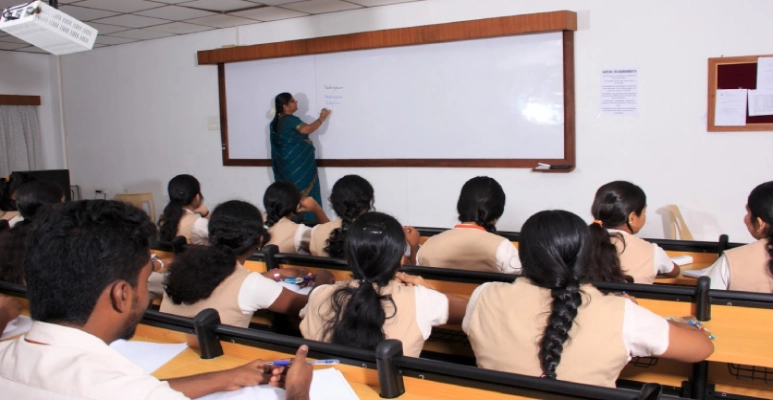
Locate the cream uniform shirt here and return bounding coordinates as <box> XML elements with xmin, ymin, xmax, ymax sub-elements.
<box><xmin>0</xmin><ymin>321</ymin><xmax>189</xmax><ymax>399</ymax></box>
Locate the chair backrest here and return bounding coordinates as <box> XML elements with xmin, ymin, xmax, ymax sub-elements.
<box><xmin>114</xmin><ymin>193</ymin><xmax>156</xmax><ymax>221</ymax></box>
<box><xmin>658</xmin><ymin>205</ymin><xmax>694</xmax><ymax>240</ymax></box>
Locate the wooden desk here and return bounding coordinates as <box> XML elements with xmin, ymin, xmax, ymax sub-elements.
<box><xmin>136</xmin><ymin>324</ymin><xmax>536</xmax><ymax>400</ymax></box>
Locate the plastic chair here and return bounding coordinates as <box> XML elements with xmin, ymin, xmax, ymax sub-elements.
<box><xmin>114</xmin><ymin>193</ymin><xmax>155</xmax><ymax>221</ymax></box>
<box><xmin>658</xmin><ymin>205</ymin><xmax>694</xmax><ymax>240</ymax></box>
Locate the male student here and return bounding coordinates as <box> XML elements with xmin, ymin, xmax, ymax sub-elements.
<box><xmin>0</xmin><ymin>200</ymin><xmax>313</xmax><ymax>400</ymax></box>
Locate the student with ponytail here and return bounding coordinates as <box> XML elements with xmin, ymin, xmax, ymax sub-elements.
<box><xmin>417</xmin><ymin>176</ymin><xmax>520</xmax><ymax>274</ymax></box>
<box><xmin>263</xmin><ymin>181</ymin><xmax>329</xmax><ymax>254</ymax></box>
<box><xmin>463</xmin><ymin>210</ymin><xmax>714</xmax><ymax>387</ymax></box>
<box><xmin>702</xmin><ymin>181</ymin><xmax>773</xmax><ymax>292</ymax></box>
<box><xmin>269</xmin><ymin>92</ymin><xmax>330</xmax><ymax>220</ymax></box>
<box><xmin>588</xmin><ymin>181</ymin><xmax>679</xmax><ymax>284</ymax></box>
<box><xmin>161</xmin><ymin>200</ymin><xmax>334</xmax><ymax>327</ymax></box>
<box><xmin>158</xmin><ymin>174</ymin><xmax>210</xmax><ymax>244</ymax></box>
<box><xmin>299</xmin><ymin>212</ymin><xmax>467</xmax><ymax>357</ymax></box>
<box><xmin>310</xmin><ymin>175</ymin><xmax>374</xmax><ymax>258</ymax></box>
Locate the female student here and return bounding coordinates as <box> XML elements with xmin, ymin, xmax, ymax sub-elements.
<box><xmin>160</xmin><ymin>200</ymin><xmax>334</xmax><ymax>327</ymax></box>
<box><xmin>0</xmin><ymin>180</ymin><xmax>64</xmax><ymax>285</ymax></box>
<box><xmin>0</xmin><ymin>172</ymin><xmax>36</xmax><ymax>228</ymax></box>
<box><xmin>588</xmin><ymin>181</ymin><xmax>679</xmax><ymax>284</ymax></box>
<box><xmin>263</xmin><ymin>180</ymin><xmax>329</xmax><ymax>254</ymax></box>
<box><xmin>702</xmin><ymin>181</ymin><xmax>773</xmax><ymax>292</ymax></box>
<box><xmin>417</xmin><ymin>176</ymin><xmax>520</xmax><ymax>274</ymax></box>
<box><xmin>299</xmin><ymin>212</ymin><xmax>467</xmax><ymax>357</ymax></box>
<box><xmin>463</xmin><ymin>210</ymin><xmax>714</xmax><ymax>387</ymax></box>
<box><xmin>158</xmin><ymin>174</ymin><xmax>210</xmax><ymax>244</ymax></box>
<box><xmin>309</xmin><ymin>174</ymin><xmax>374</xmax><ymax>258</ymax></box>
<box><xmin>270</xmin><ymin>92</ymin><xmax>330</xmax><ymax>221</ymax></box>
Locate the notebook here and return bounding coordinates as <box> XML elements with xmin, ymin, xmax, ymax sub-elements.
<box><xmin>196</xmin><ymin>368</ymin><xmax>359</xmax><ymax>400</ymax></box>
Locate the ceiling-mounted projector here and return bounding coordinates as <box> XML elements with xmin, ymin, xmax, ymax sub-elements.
<box><xmin>0</xmin><ymin>1</ymin><xmax>98</xmax><ymax>55</ymax></box>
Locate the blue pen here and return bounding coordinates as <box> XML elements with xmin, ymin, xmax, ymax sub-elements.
<box><xmin>266</xmin><ymin>359</ymin><xmax>340</xmax><ymax>366</ymax></box>
<box><xmin>282</xmin><ymin>276</ymin><xmax>313</xmax><ymax>284</ymax></box>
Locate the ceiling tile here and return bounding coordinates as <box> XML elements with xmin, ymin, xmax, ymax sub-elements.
<box><xmin>146</xmin><ymin>21</ymin><xmax>213</xmax><ymax>34</ymax></box>
<box><xmin>147</xmin><ymin>0</ymin><xmax>197</xmax><ymax>3</ymax></box>
<box><xmin>59</xmin><ymin>5</ymin><xmax>119</xmax><ymax>21</ymax></box>
<box><xmin>83</xmin><ymin>22</ymin><xmax>132</xmax><ymax>35</ymax></box>
<box><xmin>94</xmin><ymin>35</ymin><xmax>140</xmax><ymax>45</ymax></box>
<box><xmin>185</xmin><ymin>14</ymin><xmax>260</xmax><ymax>28</ymax></box>
<box><xmin>0</xmin><ymin>34</ymin><xmax>27</xmax><ymax>44</ymax></box>
<box><xmin>231</xmin><ymin>6</ymin><xmax>307</xmax><ymax>21</ymax></box>
<box><xmin>0</xmin><ymin>41</ymin><xmax>33</xmax><ymax>50</ymax></box>
<box><xmin>280</xmin><ymin>0</ymin><xmax>362</xmax><ymax>14</ymax></box>
<box><xmin>91</xmin><ymin>14</ymin><xmax>169</xmax><ymax>28</ymax></box>
<box><xmin>14</xmin><ymin>45</ymin><xmax>50</xmax><ymax>54</ymax></box>
<box><xmin>182</xmin><ymin>0</ymin><xmax>258</xmax><ymax>12</ymax></box>
<box><xmin>248</xmin><ymin>0</ymin><xmax>300</xmax><ymax>5</ymax></box>
<box><xmin>72</xmin><ymin>0</ymin><xmax>162</xmax><ymax>13</ymax></box>
<box><xmin>136</xmin><ymin>5</ymin><xmax>216</xmax><ymax>21</ymax></box>
<box><xmin>345</xmin><ymin>0</ymin><xmax>419</xmax><ymax>6</ymax></box>
<box><xmin>109</xmin><ymin>29</ymin><xmax>176</xmax><ymax>40</ymax></box>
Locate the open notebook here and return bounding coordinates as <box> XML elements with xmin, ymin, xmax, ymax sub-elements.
<box><xmin>196</xmin><ymin>367</ymin><xmax>359</xmax><ymax>400</ymax></box>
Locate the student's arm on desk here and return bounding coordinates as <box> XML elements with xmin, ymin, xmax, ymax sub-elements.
<box><xmin>659</xmin><ymin>321</ymin><xmax>714</xmax><ymax>363</ymax></box>
<box><xmin>661</xmin><ymin>263</ymin><xmax>681</xmax><ymax>278</ymax></box>
<box><xmin>165</xmin><ymin>346</ymin><xmax>313</xmax><ymax>400</ymax></box>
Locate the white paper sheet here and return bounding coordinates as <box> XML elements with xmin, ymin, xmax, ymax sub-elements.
<box><xmin>714</xmin><ymin>89</ymin><xmax>748</xmax><ymax>126</ymax></box>
<box><xmin>195</xmin><ymin>368</ymin><xmax>359</xmax><ymax>400</ymax></box>
<box><xmin>600</xmin><ymin>68</ymin><xmax>639</xmax><ymax>116</ymax></box>
<box><xmin>748</xmin><ymin>89</ymin><xmax>773</xmax><ymax>116</ymax></box>
<box><xmin>1</xmin><ymin>315</ymin><xmax>32</xmax><ymax>340</ymax></box>
<box><xmin>109</xmin><ymin>340</ymin><xmax>188</xmax><ymax>375</ymax></box>
<box><xmin>280</xmin><ymin>282</ymin><xmax>313</xmax><ymax>295</ymax></box>
<box><xmin>756</xmin><ymin>57</ymin><xmax>773</xmax><ymax>90</ymax></box>
<box><xmin>682</xmin><ymin>270</ymin><xmax>707</xmax><ymax>278</ymax></box>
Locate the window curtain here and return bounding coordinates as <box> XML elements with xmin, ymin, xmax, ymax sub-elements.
<box><xmin>0</xmin><ymin>105</ymin><xmax>43</xmax><ymax>176</ymax></box>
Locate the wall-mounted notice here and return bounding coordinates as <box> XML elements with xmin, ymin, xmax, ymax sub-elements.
<box><xmin>748</xmin><ymin>89</ymin><xmax>773</xmax><ymax>116</ymax></box>
<box><xmin>755</xmin><ymin>57</ymin><xmax>773</xmax><ymax>90</ymax></box>
<box><xmin>600</xmin><ymin>68</ymin><xmax>639</xmax><ymax>116</ymax></box>
<box><xmin>714</xmin><ymin>89</ymin><xmax>748</xmax><ymax>126</ymax></box>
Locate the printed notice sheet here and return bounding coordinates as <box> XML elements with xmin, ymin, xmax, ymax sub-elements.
<box><xmin>756</xmin><ymin>57</ymin><xmax>773</xmax><ymax>91</ymax></box>
<box><xmin>714</xmin><ymin>89</ymin><xmax>747</xmax><ymax>126</ymax></box>
<box><xmin>600</xmin><ymin>68</ymin><xmax>639</xmax><ymax>116</ymax></box>
<box><xmin>748</xmin><ymin>89</ymin><xmax>773</xmax><ymax>116</ymax></box>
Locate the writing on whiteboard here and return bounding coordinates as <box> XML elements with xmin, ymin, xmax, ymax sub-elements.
<box><xmin>322</xmin><ymin>84</ymin><xmax>345</xmax><ymax>106</ymax></box>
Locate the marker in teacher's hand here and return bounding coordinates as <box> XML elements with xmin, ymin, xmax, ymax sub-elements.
<box><xmin>265</xmin><ymin>359</ymin><xmax>340</xmax><ymax>366</ymax></box>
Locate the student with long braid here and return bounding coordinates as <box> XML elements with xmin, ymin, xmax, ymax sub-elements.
<box><xmin>309</xmin><ymin>175</ymin><xmax>374</xmax><ymax>258</ymax></box>
<box><xmin>702</xmin><ymin>181</ymin><xmax>773</xmax><ymax>292</ymax></box>
<box><xmin>417</xmin><ymin>176</ymin><xmax>520</xmax><ymax>273</ymax></box>
<box><xmin>588</xmin><ymin>181</ymin><xmax>679</xmax><ymax>284</ymax></box>
<box><xmin>463</xmin><ymin>210</ymin><xmax>714</xmax><ymax>387</ymax></box>
<box><xmin>299</xmin><ymin>212</ymin><xmax>467</xmax><ymax>357</ymax></box>
<box><xmin>158</xmin><ymin>174</ymin><xmax>210</xmax><ymax>244</ymax></box>
<box><xmin>263</xmin><ymin>181</ymin><xmax>329</xmax><ymax>254</ymax></box>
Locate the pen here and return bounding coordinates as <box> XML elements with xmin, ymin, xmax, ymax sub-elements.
<box><xmin>282</xmin><ymin>276</ymin><xmax>313</xmax><ymax>284</ymax></box>
<box><xmin>266</xmin><ymin>359</ymin><xmax>340</xmax><ymax>366</ymax></box>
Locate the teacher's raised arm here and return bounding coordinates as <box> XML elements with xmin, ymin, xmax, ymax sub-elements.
<box><xmin>269</xmin><ymin>93</ymin><xmax>326</xmax><ymax>222</ymax></box>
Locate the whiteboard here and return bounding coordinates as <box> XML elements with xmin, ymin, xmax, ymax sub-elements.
<box><xmin>225</xmin><ymin>32</ymin><xmax>565</xmax><ymax>160</ymax></box>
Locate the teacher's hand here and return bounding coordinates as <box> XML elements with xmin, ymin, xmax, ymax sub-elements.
<box><xmin>319</xmin><ymin>108</ymin><xmax>331</xmax><ymax>120</ymax></box>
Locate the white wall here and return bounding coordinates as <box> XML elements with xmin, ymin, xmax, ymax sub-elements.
<box><xmin>60</xmin><ymin>0</ymin><xmax>773</xmax><ymax>242</ymax></box>
<box><xmin>0</xmin><ymin>51</ymin><xmax>65</xmax><ymax>171</ymax></box>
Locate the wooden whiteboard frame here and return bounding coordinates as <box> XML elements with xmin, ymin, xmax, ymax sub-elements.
<box><xmin>198</xmin><ymin>11</ymin><xmax>577</xmax><ymax>170</ymax></box>
<box><xmin>708</xmin><ymin>54</ymin><xmax>773</xmax><ymax>132</ymax></box>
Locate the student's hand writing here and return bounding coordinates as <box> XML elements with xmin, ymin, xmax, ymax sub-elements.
<box><xmin>285</xmin><ymin>345</ymin><xmax>313</xmax><ymax>400</ymax></box>
<box><xmin>279</xmin><ymin>267</ymin><xmax>311</xmax><ymax>279</ymax></box>
<box><xmin>312</xmin><ymin>269</ymin><xmax>335</xmax><ymax>286</ymax></box>
<box><xmin>395</xmin><ymin>272</ymin><xmax>435</xmax><ymax>290</ymax></box>
<box><xmin>0</xmin><ymin>294</ymin><xmax>21</xmax><ymax>325</ymax></box>
<box><xmin>222</xmin><ymin>359</ymin><xmax>285</xmax><ymax>391</ymax></box>
<box><xmin>298</xmin><ymin>197</ymin><xmax>321</xmax><ymax>213</ymax></box>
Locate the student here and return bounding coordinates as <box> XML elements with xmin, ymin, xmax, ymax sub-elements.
<box><xmin>0</xmin><ymin>180</ymin><xmax>64</xmax><ymax>285</ymax></box>
<box><xmin>264</xmin><ymin>180</ymin><xmax>329</xmax><ymax>254</ymax></box>
<box><xmin>0</xmin><ymin>200</ymin><xmax>313</xmax><ymax>400</ymax></box>
<box><xmin>588</xmin><ymin>181</ymin><xmax>679</xmax><ymax>284</ymax></box>
<box><xmin>0</xmin><ymin>172</ymin><xmax>36</xmax><ymax>228</ymax></box>
<box><xmin>161</xmin><ymin>200</ymin><xmax>334</xmax><ymax>327</ymax></box>
<box><xmin>158</xmin><ymin>174</ymin><xmax>209</xmax><ymax>244</ymax></box>
<box><xmin>310</xmin><ymin>175</ymin><xmax>374</xmax><ymax>258</ymax></box>
<box><xmin>463</xmin><ymin>210</ymin><xmax>714</xmax><ymax>387</ymax></box>
<box><xmin>417</xmin><ymin>176</ymin><xmax>520</xmax><ymax>274</ymax></box>
<box><xmin>702</xmin><ymin>181</ymin><xmax>773</xmax><ymax>292</ymax></box>
<box><xmin>300</xmin><ymin>212</ymin><xmax>467</xmax><ymax>357</ymax></box>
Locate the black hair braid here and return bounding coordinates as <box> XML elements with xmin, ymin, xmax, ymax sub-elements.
<box><xmin>325</xmin><ymin>205</ymin><xmax>361</xmax><ymax>258</ymax></box>
<box><xmin>159</xmin><ymin>201</ymin><xmax>185</xmax><ymax>242</ymax></box>
<box><xmin>539</xmin><ymin>279</ymin><xmax>582</xmax><ymax>379</ymax></box>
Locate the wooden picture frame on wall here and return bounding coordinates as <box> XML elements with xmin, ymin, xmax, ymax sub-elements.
<box><xmin>707</xmin><ymin>54</ymin><xmax>773</xmax><ymax>132</ymax></box>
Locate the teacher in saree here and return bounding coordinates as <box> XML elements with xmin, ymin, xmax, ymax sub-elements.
<box><xmin>270</xmin><ymin>92</ymin><xmax>331</xmax><ymax>220</ymax></box>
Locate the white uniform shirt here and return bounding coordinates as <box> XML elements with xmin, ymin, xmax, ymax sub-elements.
<box><xmin>0</xmin><ymin>321</ymin><xmax>189</xmax><ymax>399</ymax></box>
<box><xmin>701</xmin><ymin>255</ymin><xmax>731</xmax><ymax>290</ymax></box>
<box><xmin>183</xmin><ymin>209</ymin><xmax>209</xmax><ymax>245</ymax></box>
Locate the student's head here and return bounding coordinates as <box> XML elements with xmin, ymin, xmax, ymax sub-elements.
<box><xmin>264</xmin><ymin>181</ymin><xmax>302</xmax><ymax>228</ymax></box>
<box><xmin>323</xmin><ymin>212</ymin><xmax>405</xmax><ymax>350</ymax></box>
<box><xmin>745</xmin><ymin>181</ymin><xmax>773</xmax><ymax>240</ymax></box>
<box><xmin>457</xmin><ymin>176</ymin><xmax>505</xmax><ymax>232</ymax></box>
<box><xmin>159</xmin><ymin>174</ymin><xmax>202</xmax><ymax>241</ymax></box>
<box><xmin>14</xmin><ymin>180</ymin><xmax>64</xmax><ymax>221</ymax></box>
<box><xmin>164</xmin><ymin>200</ymin><xmax>269</xmax><ymax>305</ymax></box>
<box><xmin>590</xmin><ymin>181</ymin><xmax>647</xmax><ymax>233</ymax></box>
<box><xmin>325</xmin><ymin>175</ymin><xmax>375</xmax><ymax>258</ymax></box>
<box><xmin>519</xmin><ymin>210</ymin><xmax>589</xmax><ymax>380</ymax></box>
<box><xmin>0</xmin><ymin>172</ymin><xmax>36</xmax><ymax>211</ymax></box>
<box><xmin>24</xmin><ymin>200</ymin><xmax>157</xmax><ymax>340</ymax></box>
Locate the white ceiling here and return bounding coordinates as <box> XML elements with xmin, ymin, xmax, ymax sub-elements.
<box><xmin>0</xmin><ymin>0</ymin><xmax>424</xmax><ymax>53</ymax></box>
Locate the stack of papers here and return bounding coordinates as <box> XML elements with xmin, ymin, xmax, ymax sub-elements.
<box><xmin>196</xmin><ymin>368</ymin><xmax>359</xmax><ymax>400</ymax></box>
<box><xmin>109</xmin><ymin>340</ymin><xmax>188</xmax><ymax>375</ymax></box>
